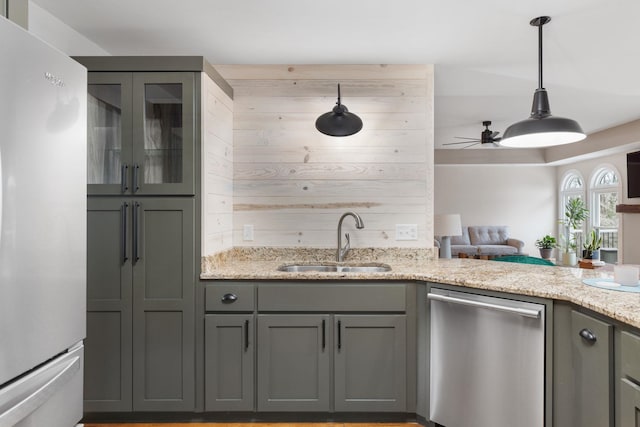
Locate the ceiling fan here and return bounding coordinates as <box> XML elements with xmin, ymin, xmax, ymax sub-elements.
<box><xmin>444</xmin><ymin>121</ymin><xmax>502</xmax><ymax>148</ymax></box>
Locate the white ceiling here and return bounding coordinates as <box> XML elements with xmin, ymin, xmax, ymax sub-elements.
<box><xmin>31</xmin><ymin>0</ymin><xmax>640</xmax><ymax>149</ymax></box>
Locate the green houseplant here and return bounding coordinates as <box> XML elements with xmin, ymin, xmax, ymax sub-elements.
<box><xmin>561</xmin><ymin>198</ymin><xmax>589</xmax><ymax>266</ymax></box>
<box><xmin>535</xmin><ymin>235</ymin><xmax>558</xmax><ymax>260</ymax></box>
<box><xmin>582</xmin><ymin>229</ymin><xmax>603</xmax><ymax>260</ymax></box>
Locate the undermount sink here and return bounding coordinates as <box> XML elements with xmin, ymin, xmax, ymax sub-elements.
<box><xmin>277</xmin><ymin>263</ymin><xmax>392</xmax><ymax>273</ymax></box>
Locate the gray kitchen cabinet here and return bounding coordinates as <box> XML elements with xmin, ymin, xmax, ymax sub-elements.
<box><xmin>334</xmin><ymin>314</ymin><xmax>406</xmax><ymax>412</ymax></box>
<box><xmin>85</xmin><ymin>197</ymin><xmax>195</xmax><ymax>412</ymax></box>
<box><xmin>254</xmin><ymin>283</ymin><xmax>408</xmax><ymax>413</ymax></box>
<box><xmin>621</xmin><ymin>331</ymin><xmax>640</xmax><ymax>427</ymax></box>
<box><xmin>257</xmin><ymin>314</ymin><xmax>332</xmax><ymax>412</ymax></box>
<box><xmin>85</xmin><ymin>198</ymin><xmax>133</xmax><ymax>412</ymax></box>
<box><xmin>570</xmin><ymin>310</ymin><xmax>614</xmax><ymax>427</ymax></box>
<box><xmin>205</xmin><ymin>314</ymin><xmax>254</xmax><ymax>411</ymax></box>
<box><xmin>86</xmin><ymin>71</ymin><xmax>195</xmax><ymax>196</ymax></box>
<box><xmin>204</xmin><ymin>284</ymin><xmax>256</xmax><ymax>411</ymax></box>
<box><xmin>256</xmin><ymin>313</ymin><xmax>406</xmax><ymax>413</ymax></box>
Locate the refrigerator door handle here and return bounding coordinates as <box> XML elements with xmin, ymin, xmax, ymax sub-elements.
<box><xmin>0</xmin><ymin>353</ymin><xmax>81</xmax><ymax>426</ymax></box>
<box><xmin>427</xmin><ymin>292</ymin><xmax>542</xmax><ymax>318</ymax></box>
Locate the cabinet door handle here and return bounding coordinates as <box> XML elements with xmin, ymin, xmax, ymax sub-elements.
<box><xmin>244</xmin><ymin>319</ymin><xmax>250</xmax><ymax>351</ymax></box>
<box><xmin>133</xmin><ymin>163</ymin><xmax>140</xmax><ymax>193</ymax></box>
<box><xmin>337</xmin><ymin>320</ymin><xmax>342</xmax><ymax>350</ymax></box>
<box><xmin>133</xmin><ymin>202</ymin><xmax>141</xmax><ymax>263</ymax></box>
<box><xmin>322</xmin><ymin>319</ymin><xmax>326</xmax><ymax>349</ymax></box>
<box><xmin>579</xmin><ymin>328</ymin><xmax>597</xmax><ymax>343</ymax></box>
<box><xmin>121</xmin><ymin>164</ymin><xmax>129</xmax><ymax>193</ymax></box>
<box><xmin>121</xmin><ymin>202</ymin><xmax>128</xmax><ymax>264</ymax></box>
<box><xmin>221</xmin><ymin>293</ymin><xmax>238</xmax><ymax>303</ymax></box>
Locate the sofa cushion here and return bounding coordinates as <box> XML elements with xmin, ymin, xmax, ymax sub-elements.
<box><xmin>450</xmin><ymin>226</ymin><xmax>471</xmax><ymax>245</ymax></box>
<box><xmin>476</xmin><ymin>245</ymin><xmax>518</xmax><ymax>256</ymax></box>
<box><xmin>468</xmin><ymin>226</ymin><xmax>509</xmax><ymax>246</ymax></box>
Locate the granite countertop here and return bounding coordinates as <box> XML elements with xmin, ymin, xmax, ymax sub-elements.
<box><xmin>201</xmin><ymin>247</ymin><xmax>640</xmax><ymax>329</ymax></box>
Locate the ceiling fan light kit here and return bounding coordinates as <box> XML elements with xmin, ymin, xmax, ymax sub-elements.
<box><xmin>501</xmin><ymin>16</ymin><xmax>586</xmax><ymax>148</ymax></box>
<box><xmin>315</xmin><ymin>83</ymin><xmax>363</xmax><ymax>137</ymax></box>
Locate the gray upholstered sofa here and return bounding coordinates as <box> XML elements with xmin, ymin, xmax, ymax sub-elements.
<box><xmin>435</xmin><ymin>225</ymin><xmax>525</xmax><ymax>258</ymax></box>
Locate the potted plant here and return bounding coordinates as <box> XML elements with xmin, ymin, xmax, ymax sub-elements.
<box><xmin>582</xmin><ymin>229</ymin><xmax>603</xmax><ymax>260</ymax></box>
<box><xmin>560</xmin><ymin>198</ymin><xmax>589</xmax><ymax>266</ymax></box>
<box><xmin>535</xmin><ymin>235</ymin><xmax>558</xmax><ymax>260</ymax></box>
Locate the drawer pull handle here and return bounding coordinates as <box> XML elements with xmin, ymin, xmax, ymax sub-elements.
<box><xmin>579</xmin><ymin>328</ymin><xmax>597</xmax><ymax>343</ymax></box>
<box><xmin>221</xmin><ymin>293</ymin><xmax>238</xmax><ymax>304</ymax></box>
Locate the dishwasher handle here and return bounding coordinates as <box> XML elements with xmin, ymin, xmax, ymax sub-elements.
<box><xmin>428</xmin><ymin>292</ymin><xmax>542</xmax><ymax>319</ymax></box>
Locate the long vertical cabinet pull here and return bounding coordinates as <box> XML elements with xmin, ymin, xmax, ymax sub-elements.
<box><xmin>121</xmin><ymin>164</ymin><xmax>129</xmax><ymax>193</ymax></box>
<box><xmin>133</xmin><ymin>201</ymin><xmax>141</xmax><ymax>263</ymax></box>
<box><xmin>244</xmin><ymin>320</ymin><xmax>250</xmax><ymax>351</ymax></box>
<box><xmin>132</xmin><ymin>164</ymin><xmax>140</xmax><ymax>193</ymax></box>
<box><xmin>121</xmin><ymin>202</ymin><xmax>129</xmax><ymax>263</ymax></box>
<box><xmin>337</xmin><ymin>320</ymin><xmax>342</xmax><ymax>350</ymax></box>
<box><xmin>322</xmin><ymin>319</ymin><xmax>326</xmax><ymax>349</ymax></box>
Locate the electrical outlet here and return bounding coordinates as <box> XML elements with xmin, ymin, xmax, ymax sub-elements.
<box><xmin>243</xmin><ymin>224</ymin><xmax>254</xmax><ymax>241</ymax></box>
<box><xmin>396</xmin><ymin>224</ymin><xmax>418</xmax><ymax>241</ymax></box>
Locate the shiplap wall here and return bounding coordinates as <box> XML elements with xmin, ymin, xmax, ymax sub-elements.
<box><xmin>202</xmin><ymin>73</ymin><xmax>234</xmax><ymax>256</ymax></box>
<box><xmin>215</xmin><ymin>64</ymin><xmax>434</xmax><ymax>249</ymax></box>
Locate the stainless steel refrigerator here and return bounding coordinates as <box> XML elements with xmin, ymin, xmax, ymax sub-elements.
<box><xmin>0</xmin><ymin>17</ymin><xmax>87</xmax><ymax>427</ymax></box>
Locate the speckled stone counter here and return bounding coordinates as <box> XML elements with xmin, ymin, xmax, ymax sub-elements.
<box><xmin>200</xmin><ymin>247</ymin><xmax>640</xmax><ymax>329</ymax></box>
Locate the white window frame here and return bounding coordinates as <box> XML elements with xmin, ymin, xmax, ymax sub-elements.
<box><xmin>589</xmin><ymin>165</ymin><xmax>621</xmax><ymax>250</ymax></box>
<box><xmin>559</xmin><ymin>170</ymin><xmax>586</xmax><ymax>254</ymax></box>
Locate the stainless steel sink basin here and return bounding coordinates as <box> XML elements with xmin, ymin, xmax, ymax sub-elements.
<box><xmin>277</xmin><ymin>263</ymin><xmax>391</xmax><ymax>273</ymax></box>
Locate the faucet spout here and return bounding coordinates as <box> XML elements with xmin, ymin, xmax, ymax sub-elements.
<box><xmin>336</xmin><ymin>211</ymin><xmax>365</xmax><ymax>262</ymax></box>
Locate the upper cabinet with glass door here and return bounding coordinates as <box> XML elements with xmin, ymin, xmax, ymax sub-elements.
<box><xmin>88</xmin><ymin>72</ymin><xmax>195</xmax><ymax>195</ymax></box>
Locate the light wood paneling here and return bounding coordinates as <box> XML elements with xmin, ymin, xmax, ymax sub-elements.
<box><xmin>214</xmin><ymin>65</ymin><xmax>434</xmax><ymax>249</ymax></box>
<box><xmin>202</xmin><ymin>73</ymin><xmax>234</xmax><ymax>256</ymax></box>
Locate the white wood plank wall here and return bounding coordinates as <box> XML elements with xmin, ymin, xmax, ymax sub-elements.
<box><xmin>215</xmin><ymin>65</ymin><xmax>434</xmax><ymax>248</ymax></box>
<box><xmin>202</xmin><ymin>73</ymin><xmax>234</xmax><ymax>256</ymax></box>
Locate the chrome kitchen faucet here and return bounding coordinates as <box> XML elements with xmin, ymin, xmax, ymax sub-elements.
<box><xmin>336</xmin><ymin>212</ymin><xmax>364</xmax><ymax>262</ymax></box>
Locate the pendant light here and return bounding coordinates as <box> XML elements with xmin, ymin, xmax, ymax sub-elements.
<box><xmin>501</xmin><ymin>16</ymin><xmax>586</xmax><ymax>148</ymax></box>
<box><xmin>315</xmin><ymin>84</ymin><xmax>363</xmax><ymax>137</ymax></box>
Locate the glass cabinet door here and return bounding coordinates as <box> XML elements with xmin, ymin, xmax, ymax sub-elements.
<box><xmin>87</xmin><ymin>73</ymin><xmax>133</xmax><ymax>195</ymax></box>
<box><xmin>132</xmin><ymin>73</ymin><xmax>195</xmax><ymax>195</ymax></box>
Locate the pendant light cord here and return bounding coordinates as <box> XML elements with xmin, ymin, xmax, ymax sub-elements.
<box><xmin>337</xmin><ymin>83</ymin><xmax>342</xmax><ymax>107</ymax></box>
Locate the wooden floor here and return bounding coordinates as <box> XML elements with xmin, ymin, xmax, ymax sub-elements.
<box><xmin>83</xmin><ymin>424</ymin><xmax>418</xmax><ymax>427</ymax></box>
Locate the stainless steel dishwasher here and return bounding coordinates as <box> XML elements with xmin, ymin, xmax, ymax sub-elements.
<box><xmin>428</xmin><ymin>287</ymin><xmax>545</xmax><ymax>427</ymax></box>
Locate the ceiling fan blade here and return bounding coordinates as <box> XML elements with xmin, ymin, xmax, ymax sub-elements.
<box><xmin>443</xmin><ymin>140</ymin><xmax>480</xmax><ymax>146</ymax></box>
<box><xmin>462</xmin><ymin>142</ymin><xmax>481</xmax><ymax>149</ymax></box>
<box><xmin>491</xmin><ymin>131</ymin><xmax>500</xmax><ymax>138</ymax></box>
<box><xmin>453</xmin><ymin>136</ymin><xmax>482</xmax><ymax>141</ymax></box>
<box><xmin>492</xmin><ymin>137</ymin><xmax>502</xmax><ymax>142</ymax></box>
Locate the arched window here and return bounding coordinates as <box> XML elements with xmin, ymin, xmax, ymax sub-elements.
<box><xmin>589</xmin><ymin>165</ymin><xmax>620</xmax><ymax>263</ymax></box>
<box><xmin>559</xmin><ymin>170</ymin><xmax>586</xmax><ymax>255</ymax></box>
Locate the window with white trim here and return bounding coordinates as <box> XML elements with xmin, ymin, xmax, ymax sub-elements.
<box><xmin>560</xmin><ymin>171</ymin><xmax>586</xmax><ymax>255</ymax></box>
<box><xmin>589</xmin><ymin>166</ymin><xmax>620</xmax><ymax>262</ymax></box>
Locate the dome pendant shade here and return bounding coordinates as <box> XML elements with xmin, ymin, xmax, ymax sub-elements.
<box><xmin>501</xmin><ymin>88</ymin><xmax>586</xmax><ymax>148</ymax></box>
<box><xmin>315</xmin><ymin>84</ymin><xmax>363</xmax><ymax>137</ymax></box>
<box><xmin>500</xmin><ymin>16</ymin><xmax>586</xmax><ymax>148</ymax></box>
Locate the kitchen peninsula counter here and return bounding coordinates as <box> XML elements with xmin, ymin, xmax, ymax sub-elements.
<box><xmin>200</xmin><ymin>247</ymin><xmax>640</xmax><ymax>329</ymax></box>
